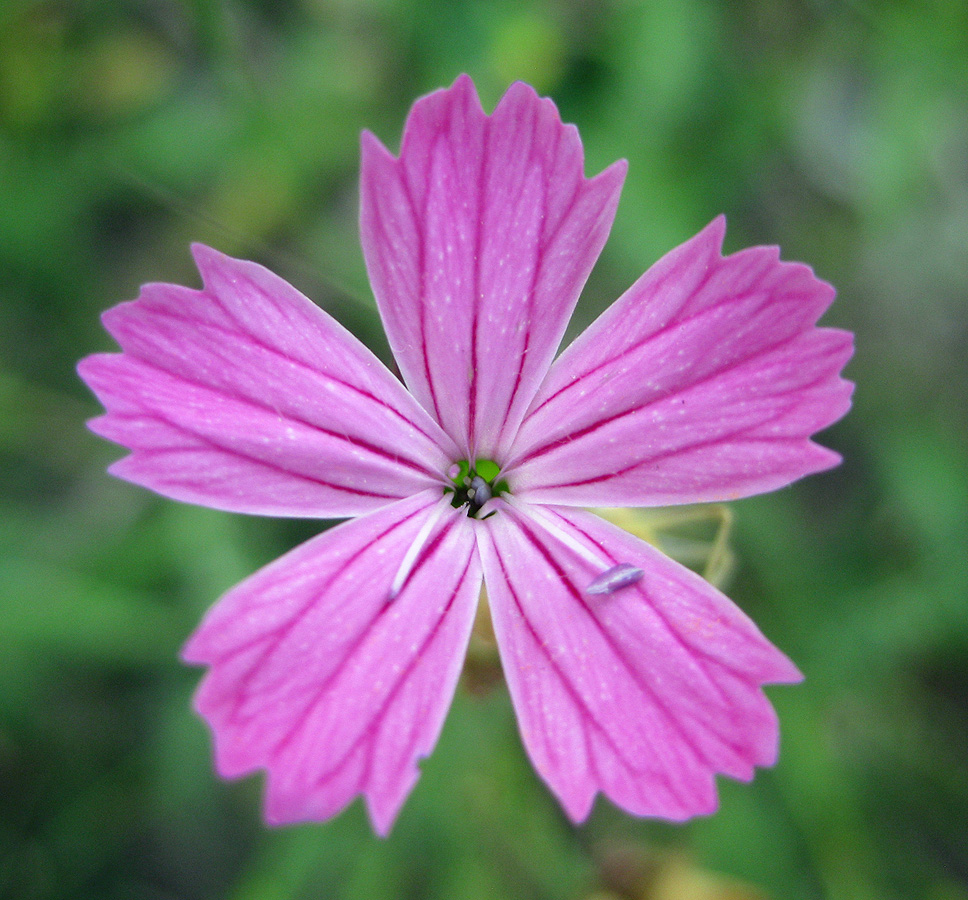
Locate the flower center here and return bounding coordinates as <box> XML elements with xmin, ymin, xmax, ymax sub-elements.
<box><xmin>446</xmin><ymin>459</ymin><xmax>507</xmax><ymax>518</ymax></box>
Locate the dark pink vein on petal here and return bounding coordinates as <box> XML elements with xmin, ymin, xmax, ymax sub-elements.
<box><xmin>404</xmin><ymin>135</ymin><xmax>442</xmax><ymax>426</ymax></box>
<box><xmin>119</xmin><ymin>393</ymin><xmax>426</xmax><ymax>496</ymax></box>
<box><xmin>517</xmin><ymin>516</ymin><xmax>738</xmax><ymax>769</ymax></box>
<box><xmin>526</xmin><ymin>250</ymin><xmax>810</xmax><ymax>421</ymax></box>
<box><xmin>473</xmin><ymin>97</ymin><xmax>560</xmax><ymax>454</ymax></box>
<box><xmin>219</xmin><ymin>508</ymin><xmax>449</xmax><ymax>735</ymax></box>
<box><xmin>112</xmin><ymin>406</ymin><xmax>398</xmax><ymax>502</ymax></box>
<box><xmin>515</xmin><ymin>326</ymin><xmax>829</xmax><ymax>468</ymax></box>
<box><xmin>495</xmin><ymin>122</ymin><xmax>562</xmax><ymax>452</ymax></box>
<box><xmin>244</xmin><ymin>517</ymin><xmax>458</xmax><ymax>761</ymax></box>
<box><xmin>124</xmin><ymin>351</ymin><xmax>440</xmax><ymax>480</ymax></box>
<box><xmin>366</xmin><ymin>145</ymin><xmax>442</xmax><ymax>427</ymax></box>
<box><xmin>533</xmin><ymin>364</ymin><xmax>840</xmax><ymax>492</ymax></box>
<box><xmin>202</xmin><ymin>273</ymin><xmax>447</xmax><ymax>450</ymax></box>
<box><xmin>466</xmin><ymin>107</ymin><xmax>487</xmax><ymax>454</ymax></box>
<box><xmin>210</xmin><ymin>508</ymin><xmax>426</xmax><ymax>714</ymax></box>
<box><xmin>508</xmin><ymin>512</ymin><xmax>750</xmax><ymax>778</ymax></box>
<box><xmin>319</xmin><ymin>550</ymin><xmax>475</xmax><ymax>794</ymax></box>
<box><xmin>490</xmin><ymin>538</ymin><xmax>612</xmax><ymax>792</ymax></box>
<box><xmin>550</xmin><ymin>509</ymin><xmax>744</xmax><ymax>713</ymax></box>
<box><xmin>496</xmin><ymin>525</ymin><xmax>711</xmax><ymax>806</ymax></box>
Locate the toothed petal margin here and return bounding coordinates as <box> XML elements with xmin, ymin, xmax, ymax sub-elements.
<box><xmin>78</xmin><ymin>246</ymin><xmax>456</xmax><ymax>518</ymax></box>
<box><xmin>506</xmin><ymin>217</ymin><xmax>853</xmax><ymax>506</ymax></box>
<box><xmin>360</xmin><ymin>74</ymin><xmax>625</xmax><ymax>459</ymax></box>
<box><xmin>477</xmin><ymin>500</ymin><xmax>801</xmax><ymax>823</ymax></box>
<box><xmin>182</xmin><ymin>491</ymin><xmax>481</xmax><ymax>834</ymax></box>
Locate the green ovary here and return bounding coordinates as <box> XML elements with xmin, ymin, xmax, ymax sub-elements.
<box><xmin>446</xmin><ymin>458</ymin><xmax>508</xmax><ymax>517</ymax></box>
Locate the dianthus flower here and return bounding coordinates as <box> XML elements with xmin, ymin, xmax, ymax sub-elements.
<box><xmin>78</xmin><ymin>75</ymin><xmax>853</xmax><ymax>834</ymax></box>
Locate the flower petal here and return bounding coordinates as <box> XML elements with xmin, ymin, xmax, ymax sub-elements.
<box><xmin>477</xmin><ymin>500</ymin><xmax>801</xmax><ymax>823</ymax></box>
<box><xmin>505</xmin><ymin>217</ymin><xmax>854</xmax><ymax>506</ymax></box>
<box><xmin>78</xmin><ymin>246</ymin><xmax>457</xmax><ymax>518</ymax></box>
<box><xmin>360</xmin><ymin>74</ymin><xmax>626</xmax><ymax>460</ymax></box>
<box><xmin>182</xmin><ymin>491</ymin><xmax>481</xmax><ymax>834</ymax></box>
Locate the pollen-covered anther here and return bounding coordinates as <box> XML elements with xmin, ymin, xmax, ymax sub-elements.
<box><xmin>586</xmin><ymin>563</ymin><xmax>645</xmax><ymax>595</ymax></box>
<box><xmin>468</xmin><ymin>476</ymin><xmax>491</xmax><ymax>506</ymax></box>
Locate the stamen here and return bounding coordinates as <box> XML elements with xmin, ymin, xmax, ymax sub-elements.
<box><xmin>586</xmin><ymin>563</ymin><xmax>644</xmax><ymax>595</ymax></box>
<box><xmin>507</xmin><ymin>499</ymin><xmax>611</xmax><ymax>571</ymax></box>
<box><xmin>388</xmin><ymin>500</ymin><xmax>449</xmax><ymax>600</ymax></box>
<box><xmin>468</xmin><ymin>476</ymin><xmax>491</xmax><ymax>506</ymax></box>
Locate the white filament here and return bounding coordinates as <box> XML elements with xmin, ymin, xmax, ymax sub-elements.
<box><xmin>504</xmin><ymin>498</ymin><xmax>642</xmax><ymax>596</ymax></box>
<box><xmin>505</xmin><ymin>498</ymin><xmax>611</xmax><ymax>571</ymax></box>
<box><xmin>388</xmin><ymin>499</ymin><xmax>450</xmax><ymax>600</ymax></box>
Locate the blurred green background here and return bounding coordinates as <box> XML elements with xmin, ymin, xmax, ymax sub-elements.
<box><xmin>2</xmin><ymin>0</ymin><xmax>966</xmax><ymax>898</ymax></box>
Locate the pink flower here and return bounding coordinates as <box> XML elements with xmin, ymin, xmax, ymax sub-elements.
<box><xmin>78</xmin><ymin>75</ymin><xmax>853</xmax><ymax>835</ymax></box>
